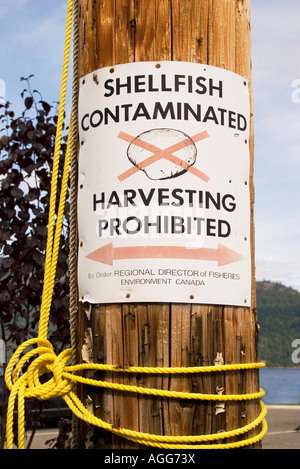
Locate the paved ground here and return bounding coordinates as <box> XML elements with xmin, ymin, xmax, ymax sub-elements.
<box><xmin>15</xmin><ymin>406</ymin><xmax>300</xmax><ymax>450</ymax></box>
<box><xmin>30</xmin><ymin>428</ymin><xmax>60</xmax><ymax>450</ymax></box>
<box><xmin>262</xmin><ymin>405</ymin><xmax>300</xmax><ymax>449</ymax></box>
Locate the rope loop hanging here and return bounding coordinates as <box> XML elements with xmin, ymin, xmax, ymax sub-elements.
<box><xmin>4</xmin><ymin>0</ymin><xmax>267</xmax><ymax>450</ymax></box>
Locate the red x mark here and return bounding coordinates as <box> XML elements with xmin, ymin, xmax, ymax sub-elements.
<box><xmin>118</xmin><ymin>130</ymin><xmax>210</xmax><ymax>182</ymax></box>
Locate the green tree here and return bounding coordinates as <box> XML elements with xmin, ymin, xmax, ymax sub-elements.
<box><xmin>257</xmin><ymin>281</ymin><xmax>300</xmax><ymax>367</ymax></box>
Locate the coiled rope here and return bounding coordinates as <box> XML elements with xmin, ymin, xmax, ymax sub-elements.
<box><xmin>5</xmin><ymin>0</ymin><xmax>268</xmax><ymax>449</ymax></box>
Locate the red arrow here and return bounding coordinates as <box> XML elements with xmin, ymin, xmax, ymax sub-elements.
<box><xmin>86</xmin><ymin>243</ymin><xmax>244</xmax><ymax>267</ymax></box>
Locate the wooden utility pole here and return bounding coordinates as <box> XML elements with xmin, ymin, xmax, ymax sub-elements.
<box><xmin>73</xmin><ymin>0</ymin><xmax>260</xmax><ymax>449</ymax></box>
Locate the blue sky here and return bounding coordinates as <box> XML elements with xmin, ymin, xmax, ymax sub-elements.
<box><xmin>1</xmin><ymin>0</ymin><xmax>300</xmax><ymax>292</ymax></box>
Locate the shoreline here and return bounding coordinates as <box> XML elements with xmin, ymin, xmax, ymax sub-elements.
<box><xmin>265</xmin><ymin>404</ymin><xmax>300</xmax><ymax>410</ymax></box>
<box><xmin>261</xmin><ymin>367</ymin><xmax>300</xmax><ymax>370</ymax></box>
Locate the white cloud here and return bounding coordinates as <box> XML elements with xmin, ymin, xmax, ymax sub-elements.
<box><xmin>256</xmin><ymin>255</ymin><xmax>300</xmax><ymax>293</ymax></box>
<box><xmin>250</xmin><ymin>1</ymin><xmax>300</xmax><ymax>292</ymax></box>
<box><xmin>254</xmin><ymin>109</ymin><xmax>300</xmax><ymax>174</ymax></box>
<box><xmin>255</xmin><ymin>214</ymin><xmax>300</xmax><ymax>251</ymax></box>
<box><xmin>252</xmin><ymin>1</ymin><xmax>300</xmax><ymax>107</ymax></box>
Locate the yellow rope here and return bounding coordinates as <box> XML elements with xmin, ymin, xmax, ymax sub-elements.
<box><xmin>5</xmin><ymin>338</ymin><xmax>268</xmax><ymax>449</ymax></box>
<box><xmin>38</xmin><ymin>0</ymin><xmax>73</xmax><ymax>342</ymax></box>
<box><xmin>4</xmin><ymin>0</ymin><xmax>268</xmax><ymax>450</ymax></box>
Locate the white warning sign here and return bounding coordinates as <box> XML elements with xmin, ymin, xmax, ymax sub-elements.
<box><xmin>78</xmin><ymin>61</ymin><xmax>251</xmax><ymax>306</ymax></box>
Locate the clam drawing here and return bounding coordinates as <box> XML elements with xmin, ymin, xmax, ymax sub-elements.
<box><xmin>126</xmin><ymin>128</ymin><xmax>197</xmax><ymax>180</ymax></box>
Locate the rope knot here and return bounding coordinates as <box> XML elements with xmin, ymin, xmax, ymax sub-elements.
<box><xmin>5</xmin><ymin>338</ymin><xmax>73</xmax><ymax>402</ymax></box>
<box><xmin>5</xmin><ymin>338</ymin><xmax>74</xmax><ymax>449</ymax></box>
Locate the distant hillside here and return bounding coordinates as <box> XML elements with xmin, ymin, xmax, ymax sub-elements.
<box><xmin>256</xmin><ymin>281</ymin><xmax>300</xmax><ymax>367</ymax></box>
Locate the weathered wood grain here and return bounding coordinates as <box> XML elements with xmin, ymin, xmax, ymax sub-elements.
<box><xmin>75</xmin><ymin>0</ymin><xmax>260</xmax><ymax>449</ymax></box>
